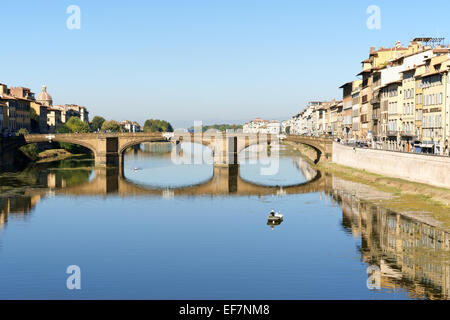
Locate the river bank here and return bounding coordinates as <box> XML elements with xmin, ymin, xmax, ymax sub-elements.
<box><xmin>36</xmin><ymin>149</ymin><xmax>88</xmax><ymax>163</ymax></box>
<box><xmin>283</xmin><ymin>141</ymin><xmax>450</xmax><ymax>230</ymax></box>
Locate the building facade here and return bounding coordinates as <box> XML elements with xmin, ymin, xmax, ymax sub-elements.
<box><xmin>284</xmin><ymin>38</ymin><xmax>450</xmax><ymax>155</ymax></box>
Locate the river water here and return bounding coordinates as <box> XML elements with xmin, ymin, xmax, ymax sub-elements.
<box><xmin>0</xmin><ymin>143</ymin><xmax>448</xmax><ymax>300</ymax></box>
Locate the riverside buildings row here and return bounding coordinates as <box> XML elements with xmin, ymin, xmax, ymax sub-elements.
<box><xmin>285</xmin><ymin>38</ymin><xmax>450</xmax><ymax>155</ymax></box>
<box><xmin>0</xmin><ymin>83</ymin><xmax>89</xmax><ymax>135</ymax></box>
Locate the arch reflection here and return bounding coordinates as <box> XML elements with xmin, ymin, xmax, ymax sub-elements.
<box><xmin>123</xmin><ymin>143</ymin><xmax>214</xmax><ymax>189</ymax></box>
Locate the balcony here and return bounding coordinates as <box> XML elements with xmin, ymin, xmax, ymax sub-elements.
<box><xmin>400</xmin><ymin>130</ymin><xmax>415</xmax><ymax>137</ymax></box>
<box><xmin>387</xmin><ymin>130</ymin><xmax>398</xmax><ymax>136</ymax></box>
<box><xmin>370</xmin><ymin>96</ymin><xmax>380</xmax><ymax>104</ymax></box>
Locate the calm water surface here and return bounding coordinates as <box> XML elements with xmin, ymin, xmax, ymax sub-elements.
<box><xmin>0</xmin><ymin>143</ymin><xmax>448</xmax><ymax>299</ymax></box>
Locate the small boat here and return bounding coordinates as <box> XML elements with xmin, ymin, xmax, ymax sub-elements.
<box><xmin>133</xmin><ymin>167</ymin><xmax>140</xmax><ymax>171</ymax></box>
<box><xmin>267</xmin><ymin>210</ymin><xmax>283</xmax><ymax>229</ymax></box>
<box><xmin>268</xmin><ymin>210</ymin><xmax>283</xmax><ymax>222</ymax></box>
<box><xmin>268</xmin><ymin>213</ymin><xmax>283</xmax><ymax>221</ymax></box>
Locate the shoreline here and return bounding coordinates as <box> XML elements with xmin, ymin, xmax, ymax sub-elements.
<box><xmin>36</xmin><ymin>149</ymin><xmax>90</xmax><ymax>163</ymax></box>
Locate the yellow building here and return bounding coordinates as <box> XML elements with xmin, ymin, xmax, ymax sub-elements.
<box><xmin>47</xmin><ymin>108</ymin><xmax>62</xmax><ymax>132</ymax></box>
<box><xmin>414</xmin><ymin>64</ymin><xmax>426</xmax><ymax>146</ymax></box>
<box><xmin>357</xmin><ymin>39</ymin><xmax>432</xmax><ymax>143</ymax></box>
<box><xmin>416</xmin><ymin>52</ymin><xmax>450</xmax><ymax>154</ymax></box>
<box><xmin>0</xmin><ymin>95</ymin><xmax>31</xmax><ymax>133</ymax></box>
<box><xmin>30</xmin><ymin>101</ymin><xmax>48</xmax><ymax>133</ymax></box>
<box><xmin>358</xmin><ymin>42</ymin><xmax>408</xmax><ymax>141</ymax></box>
<box><xmin>400</xmin><ymin>69</ymin><xmax>416</xmax><ymax>151</ymax></box>
<box><xmin>380</xmin><ymin>80</ymin><xmax>402</xmax><ymax>150</ymax></box>
<box><xmin>0</xmin><ymin>99</ymin><xmax>6</xmax><ymax>133</ymax></box>
<box><xmin>351</xmin><ymin>81</ymin><xmax>362</xmax><ymax>140</ymax></box>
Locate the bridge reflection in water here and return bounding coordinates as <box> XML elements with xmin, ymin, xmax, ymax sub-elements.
<box><xmin>51</xmin><ymin>163</ymin><xmax>325</xmax><ymax>197</ymax></box>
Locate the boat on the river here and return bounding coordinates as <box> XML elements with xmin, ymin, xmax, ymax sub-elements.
<box><xmin>267</xmin><ymin>210</ymin><xmax>283</xmax><ymax>229</ymax></box>
<box><xmin>268</xmin><ymin>210</ymin><xmax>283</xmax><ymax>222</ymax></box>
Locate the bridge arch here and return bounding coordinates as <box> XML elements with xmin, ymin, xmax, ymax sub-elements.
<box><xmin>238</xmin><ymin>140</ymin><xmax>273</xmax><ymax>154</ymax></box>
<box><xmin>2</xmin><ymin>134</ymin><xmax>97</xmax><ymax>155</ymax></box>
<box><xmin>118</xmin><ymin>137</ymin><xmax>170</xmax><ymax>156</ymax></box>
<box><xmin>297</xmin><ymin>143</ymin><xmax>322</xmax><ymax>164</ymax></box>
<box><xmin>284</xmin><ymin>135</ymin><xmax>332</xmax><ymax>164</ymax></box>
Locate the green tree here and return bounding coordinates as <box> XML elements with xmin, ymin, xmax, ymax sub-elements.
<box><xmin>188</xmin><ymin>124</ymin><xmax>243</xmax><ymax>132</ymax></box>
<box><xmin>17</xmin><ymin>128</ymin><xmax>29</xmax><ymax>136</ymax></box>
<box><xmin>19</xmin><ymin>143</ymin><xmax>39</xmax><ymax>160</ymax></box>
<box><xmin>56</xmin><ymin>124</ymin><xmax>71</xmax><ymax>134</ymax></box>
<box><xmin>90</xmin><ymin>116</ymin><xmax>105</xmax><ymax>132</ymax></box>
<box><xmin>16</xmin><ymin>128</ymin><xmax>39</xmax><ymax>160</ymax></box>
<box><xmin>56</xmin><ymin>123</ymin><xmax>91</xmax><ymax>154</ymax></box>
<box><xmin>65</xmin><ymin>116</ymin><xmax>90</xmax><ymax>133</ymax></box>
<box><xmin>101</xmin><ymin>120</ymin><xmax>121</xmax><ymax>132</ymax></box>
<box><xmin>30</xmin><ymin>108</ymin><xmax>40</xmax><ymax>133</ymax></box>
<box><xmin>143</xmin><ymin>119</ymin><xmax>173</xmax><ymax>132</ymax></box>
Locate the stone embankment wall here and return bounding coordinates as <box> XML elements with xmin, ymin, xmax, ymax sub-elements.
<box><xmin>332</xmin><ymin>142</ymin><xmax>450</xmax><ymax>189</ymax></box>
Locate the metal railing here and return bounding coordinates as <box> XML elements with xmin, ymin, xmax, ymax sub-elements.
<box><xmin>286</xmin><ymin>133</ymin><xmax>449</xmax><ymax>157</ymax></box>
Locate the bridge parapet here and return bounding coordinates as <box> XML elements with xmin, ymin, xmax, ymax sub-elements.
<box><xmin>171</xmin><ymin>132</ymin><xmax>274</xmax><ymax>165</ymax></box>
<box><xmin>285</xmin><ymin>135</ymin><xmax>333</xmax><ymax>163</ymax></box>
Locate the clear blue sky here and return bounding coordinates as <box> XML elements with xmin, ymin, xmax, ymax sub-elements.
<box><xmin>1</xmin><ymin>0</ymin><xmax>449</xmax><ymax>127</ymax></box>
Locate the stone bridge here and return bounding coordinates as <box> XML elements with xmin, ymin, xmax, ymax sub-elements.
<box><xmin>0</xmin><ymin>132</ymin><xmax>275</xmax><ymax>170</ymax></box>
<box><xmin>285</xmin><ymin>135</ymin><xmax>333</xmax><ymax>163</ymax></box>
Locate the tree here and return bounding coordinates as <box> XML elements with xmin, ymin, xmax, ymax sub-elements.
<box><xmin>143</xmin><ymin>119</ymin><xmax>173</xmax><ymax>133</ymax></box>
<box><xmin>188</xmin><ymin>124</ymin><xmax>243</xmax><ymax>132</ymax></box>
<box><xmin>16</xmin><ymin>128</ymin><xmax>38</xmax><ymax>159</ymax></box>
<box><xmin>90</xmin><ymin>116</ymin><xmax>105</xmax><ymax>132</ymax></box>
<box><xmin>17</xmin><ymin>128</ymin><xmax>29</xmax><ymax>136</ymax></box>
<box><xmin>56</xmin><ymin>124</ymin><xmax>71</xmax><ymax>134</ymax></box>
<box><xmin>56</xmin><ymin>122</ymin><xmax>90</xmax><ymax>154</ymax></box>
<box><xmin>30</xmin><ymin>108</ymin><xmax>40</xmax><ymax>133</ymax></box>
<box><xmin>101</xmin><ymin>120</ymin><xmax>121</xmax><ymax>132</ymax></box>
<box><xmin>65</xmin><ymin>116</ymin><xmax>90</xmax><ymax>133</ymax></box>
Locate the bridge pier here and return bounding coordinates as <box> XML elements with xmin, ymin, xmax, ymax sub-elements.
<box><xmin>213</xmin><ymin>136</ymin><xmax>238</xmax><ymax>165</ymax></box>
<box><xmin>211</xmin><ymin>164</ymin><xmax>239</xmax><ymax>193</ymax></box>
<box><xmin>94</xmin><ymin>136</ymin><xmax>120</xmax><ymax>167</ymax></box>
<box><xmin>93</xmin><ymin>167</ymin><xmax>120</xmax><ymax>194</ymax></box>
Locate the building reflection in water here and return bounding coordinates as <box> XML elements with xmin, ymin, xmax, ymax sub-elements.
<box><xmin>293</xmin><ymin>158</ymin><xmax>317</xmax><ymax>181</ymax></box>
<box><xmin>331</xmin><ymin>177</ymin><xmax>450</xmax><ymax>300</ymax></box>
<box><xmin>0</xmin><ymin>196</ymin><xmax>40</xmax><ymax>229</ymax></box>
<box><xmin>0</xmin><ymin>162</ymin><xmax>94</xmax><ymax>230</ymax></box>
